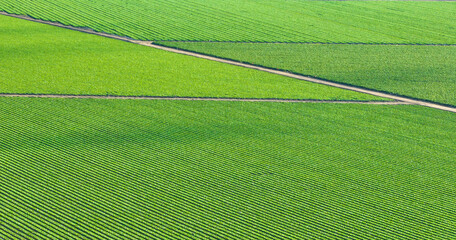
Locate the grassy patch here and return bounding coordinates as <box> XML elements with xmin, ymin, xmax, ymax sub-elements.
<box><xmin>1</xmin><ymin>0</ymin><xmax>455</xmax><ymax>43</ymax></box>
<box><xmin>158</xmin><ymin>42</ymin><xmax>456</xmax><ymax>106</ymax></box>
<box><xmin>0</xmin><ymin>15</ymin><xmax>380</xmax><ymax>100</ymax></box>
<box><xmin>1</xmin><ymin>97</ymin><xmax>456</xmax><ymax>238</ymax></box>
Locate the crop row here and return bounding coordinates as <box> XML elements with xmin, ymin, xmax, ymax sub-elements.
<box><xmin>0</xmin><ymin>0</ymin><xmax>455</xmax><ymax>43</ymax></box>
<box><xmin>158</xmin><ymin>41</ymin><xmax>456</xmax><ymax>106</ymax></box>
<box><xmin>2</xmin><ymin>14</ymin><xmax>386</xmax><ymax>101</ymax></box>
<box><xmin>1</xmin><ymin>98</ymin><xmax>456</xmax><ymax>238</ymax></box>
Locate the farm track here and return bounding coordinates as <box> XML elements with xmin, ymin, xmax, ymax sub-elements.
<box><xmin>156</xmin><ymin>40</ymin><xmax>456</xmax><ymax>47</ymax></box>
<box><xmin>2</xmin><ymin>11</ymin><xmax>456</xmax><ymax>113</ymax></box>
<box><xmin>0</xmin><ymin>93</ymin><xmax>408</xmax><ymax>104</ymax></box>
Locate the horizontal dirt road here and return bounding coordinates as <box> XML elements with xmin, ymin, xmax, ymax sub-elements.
<box><xmin>1</xmin><ymin>11</ymin><xmax>455</xmax><ymax>113</ymax></box>
<box><xmin>0</xmin><ymin>93</ymin><xmax>409</xmax><ymax>104</ymax></box>
<box><xmin>155</xmin><ymin>40</ymin><xmax>456</xmax><ymax>47</ymax></box>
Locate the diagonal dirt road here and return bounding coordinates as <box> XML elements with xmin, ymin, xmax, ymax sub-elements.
<box><xmin>1</xmin><ymin>11</ymin><xmax>455</xmax><ymax>113</ymax></box>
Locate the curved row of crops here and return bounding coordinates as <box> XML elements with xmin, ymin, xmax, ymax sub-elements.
<box><xmin>0</xmin><ymin>0</ymin><xmax>455</xmax><ymax>43</ymax></box>
<box><xmin>1</xmin><ymin>97</ymin><xmax>456</xmax><ymax>238</ymax></box>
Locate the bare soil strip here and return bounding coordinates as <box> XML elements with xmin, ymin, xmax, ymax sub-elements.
<box><xmin>0</xmin><ymin>93</ymin><xmax>409</xmax><ymax>104</ymax></box>
<box><xmin>2</xmin><ymin>11</ymin><xmax>455</xmax><ymax>113</ymax></box>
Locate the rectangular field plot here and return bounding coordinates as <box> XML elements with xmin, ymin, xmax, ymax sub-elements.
<box><xmin>1</xmin><ymin>0</ymin><xmax>455</xmax><ymax>44</ymax></box>
<box><xmin>1</xmin><ymin>97</ymin><xmax>455</xmax><ymax>239</ymax></box>
<box><xmin>159</xmin><ymin>42</ymin><xmax>456</xmax><ymax>106</ymax></box>
<box><xmin>0</xmin><ymin>14</ymin><xmax>381</xmax><ymax>101</ymax></box>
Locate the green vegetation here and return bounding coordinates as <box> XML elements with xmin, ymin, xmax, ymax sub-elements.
<box><xmin>2</xmin><ymin>0</ymin><xmax>455</xmax><ymax>238</ymax></box>
<box><xmin>1</xmin><ymin>0</ymin><xmax>455</xmax><ymax>44</ymax></box>
<box><xmin>159</xmin><ymin>41</ymin><xmax>456</xmax><ymax>106</ymax></box>
<box><xmin>0</xmin><ymin>14</ymin><xmax>380</xmax><ymax>100</ymax></box>
<box><xmin>1</xmin><ymin>97</ymin><xmax>456</xmax><ymax>238</ymax></box>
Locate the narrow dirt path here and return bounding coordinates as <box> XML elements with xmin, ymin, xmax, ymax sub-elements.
<box><xmin>2</xmin><ymin>11</ymin><xmax>455</xmax><ymax>113</ymax></box>
<box><xmin>0</xmin><ymin>93</ymin><xmax>409</xmax><ymax>104</ymax></box>
<box><xmin>155</xmin><ymin>40</ymin><xmax>456</xmax><ymax>47</ymax></box>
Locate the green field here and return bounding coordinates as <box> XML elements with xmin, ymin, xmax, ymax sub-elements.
<box><xmin>1</xmin><ymin>0</ymin><xmax>455</xmax><ymax>43</ymax></box>
<box><xmin>158</xmin><ymin>42</ymin><xmax>456</xmax><ymax>106</ymax></box>
<box><xmin>2</xmin><ymin>0</ymin><xmax>456</xmax><ymax>238</ymax></box>
<box><xmin>0</xmin><ymin>14</ymin><xmax>380</xmax><ymax>100</ymax></box>
<box><xmin>1</xmin><ymin>97</ymin><xmax>456</xmax><ymax>239</ymax></box>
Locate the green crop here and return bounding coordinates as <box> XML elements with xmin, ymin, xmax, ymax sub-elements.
<box><xmin>0</xmin><ymin>14</ymin><xmax>380</xmax><ymax>100</ymax></box>
<box><xmin>158</xmin><ymin>42</ymin><xmax>456</xmax><ymax>106</ymax></box>
<box><xmin>1</xmin><ymin>97</ymin><xmax>455</xmax><ymax>238</ymax></box>
<box><xmin>1</xmin><ymin>1</ymin><xmax>455</xmax><ymax>239</ymax></box>
<box><xmin>1</xmin><ymin>0</ymin><xmax>455</xmax><ymax>44</ymax></box>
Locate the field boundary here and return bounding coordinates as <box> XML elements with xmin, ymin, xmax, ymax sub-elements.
<box><xmin>0</xmin><ymin>93</ymin><xmax>409</xmax><ymax>104</ymax></box>
<box><xmin>2</xmin><ymin>11</ymin><xmax>456</xmax><ymax>113</ymax></box>
<box><xmin>155</xmin><ymin>40</ymin><xmax>456</xmax><ymax>47</ymax></box>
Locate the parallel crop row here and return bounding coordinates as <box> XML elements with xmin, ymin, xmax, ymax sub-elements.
<box><xmin>1</xmin><ymin>14</ymin><xmax>385</xmax><ymax>101</ymax></box>
<box><xmin>0</xmin><ymin>0</ymin><xmax>455</xmax><ymax>44</ymax></box>
<box><xmin>1</xmin><ymin>98</ymin><xmax>456</xmax><ymax>238</ymax></box>
<box><xmin>158</xmin><ymin>41</ymin><xmax>456</xmax><ymax>107</ymax></box>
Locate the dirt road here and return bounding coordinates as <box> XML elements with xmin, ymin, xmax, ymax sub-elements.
<box><xmin>1</xmin><ymin>11</ymin><xmax>455</xmax><ymax>113</ymax></box>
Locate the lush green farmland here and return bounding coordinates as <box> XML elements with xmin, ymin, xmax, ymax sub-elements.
<box><xmin>2</xmin><ymin>0</ymin><xmax>456</xmax><ymax>238</ymax></box>
<box><xmin>159</xmin><ymin>42</ymin><xmax>456</xmax><ymax>106</ymax></box>
<box><xmin>1</xmin><ymin>0</ymin><xmax>455</xmax><ymax>44</ymax></box>
<box><xmin>0</xmin><ymin>15</ymin><xmax>380</xmax><ymax>100</ymax></box>
<box><xmin>1</xmin><ymin>97</ymin><xmax>456</xmax><ymax>239</ymax></box>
